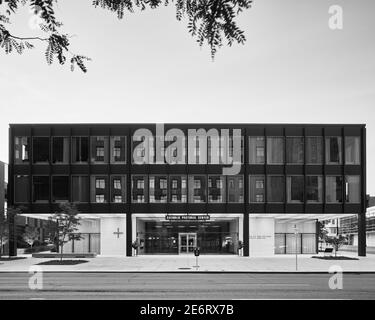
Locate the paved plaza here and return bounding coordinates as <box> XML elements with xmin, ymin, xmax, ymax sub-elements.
<box><xmin>1</xmin><ymin>252</ymin><xmax>375</xmax><ymax>272</ymax></box>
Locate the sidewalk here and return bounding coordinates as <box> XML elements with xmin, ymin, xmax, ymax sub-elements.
<box><xmin>1</xmin><ymin>252</ymin><xmax>375</xmax><ymax>272</ymax></box>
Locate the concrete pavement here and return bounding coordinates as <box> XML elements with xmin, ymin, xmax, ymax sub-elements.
<box><xmin>1</xmin><ymin>252</ymin><xmax>375</xmax><ymax>272</ymax></box>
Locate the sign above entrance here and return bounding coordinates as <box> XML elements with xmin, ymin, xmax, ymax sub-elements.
<box><xmin>165</xmin><ymin>214</ymin><xmax>210</xmax><ymax>221</ymax></box>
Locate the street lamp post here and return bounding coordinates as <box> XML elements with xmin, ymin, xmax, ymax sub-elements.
<box><xmin>294</xmin><ymin>224</ymin><xmax>298</xmax><ymax>271</ymax></box>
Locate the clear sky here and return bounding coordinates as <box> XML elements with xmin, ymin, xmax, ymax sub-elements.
<box><xmin>0</xmin><ymin>0</ymin><xmax>374</xmax><ymax>194</ymax></box>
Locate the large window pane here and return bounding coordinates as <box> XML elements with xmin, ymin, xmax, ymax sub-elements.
<box><xmin>287</xmin><ymin>176</ymin><xmax>304</xmax><ymax>203</ymax></box>
<box><xmin>111</xmin><ymin>176</ymin><xmax>126</xmax><ymax>203</ymax></box>
<box><xmin>132</xmin><ymin>175</ymin><xmax>148</xmax><ymax>203</ymax></box>
<box><xmin>326</xmin><ymin>137</ymin><xmax>342</xmax><ymax>164</ymax></box>
<box><xmin>52</xmin><ymin>137</ymin><xmax>70</xmax><ymax>164</ymax></box>
<box><xmin>208</xmin><ymin>175</ymin><xmax>226</xmax><ymax>203</ymax></box>
<box><xmin>249</xmin><ymin>137</ymin><xmax>265</xmax><ymax>164</ymax></box>
<box><xmin>169</xmin><ymin>175</ymin><xmax>187</xmax><ymax>203</ymax></box>
<box><xmin>306</xmin><ymin>137</ymin><xmax>323</xmax><ymax>164</ymax></box>
<box><xmin>32</xmin><ymin>176</ymin><xmax>49</xmax><ymax>203</ymax></box>
<box><xmin>267</xmin><ymin>176</ymin><xmax>285</xmax><ymax>202</ymax></box>
<box><xmin>345</xmin><ymin>176</ymin><xmax>360</xmax><ymax>203</ymax></box>
<box><xmin>306</xmin><ymin>176</ymin><xmax>323</xmax><ymax>203</ymax></box>
<box><xmin>33</xmin><ymin>137</ymin><xmax>50</xmax><ymax>164</ymax></box>
<box><xmin>91</xmin><ymin>136</ymin><xmax>109</xmax><ymax>164</ymax></box>
<box><xmin>188</xmin><ymin>175</ymin><xmax>207</xmax><ymax>203</ymax></box>
<box><xmin>286</xmin><ymin>137</ymin><xmax>304</xmax><ymax>164</ymax></box>
<box><xmin>267</xmin><ymin>137</ymin><xmax>284</xmax><ymax>164</ymax></box>
<box><xmin>149</xmin><ymin>175</ymin><xmax>168</xmax><ymax>203</ymax></box>
<box><xmin>249</xmin><ymin>175</ymin><xmax>265</xmax><ymax>203</ymax></box>
<box><xmin>345</xmin><ymin>137</ymin><xmax>361</xmax><ymax>165</ymax></box>
<box><xmin>52</xmin><ymin>176</ymin><xmax>69</xmax><ymax>202</ymax></box>
<box><xmin>326</xmin><ymin>176</ymin><xmax>343</xmax><ymax>203</ymax></box>
<box><xmin>72</xmin><ymin>176</ymin><xmax>89</xmax><ymax>202</ymax></box>
<box><xmin>90</xmin><ymin>176</ymin><xmax>108</xmax><ymax>203</ymax></box>
<box><xmin>110</xmin><ymin>136</ymin><xmax>126</xmax><ymax>164</ymax></box>
<box><xmin>14</xmin><ymin>175</ymin><xmax>29</xmax><ymax>203</ymax></box>
<box><xmin>14</xmin><ymin>137</ymin><xmax>30</xmax><ymax>164</ymax></box>
<box><xmin>72</xmin><ymin>137</ymin><xmax>89</xmax><ymax>163</ymax></box>
<box><xmin>227</xmin><ymin>175</ymin><xmax>244</xmax><ymax>203</ymax></box>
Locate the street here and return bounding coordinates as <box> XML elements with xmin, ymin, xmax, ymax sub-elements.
<box><xmin>0</xmin><ymin>273</ymin><xmax>374</xmax><ymax>300</ymax></box>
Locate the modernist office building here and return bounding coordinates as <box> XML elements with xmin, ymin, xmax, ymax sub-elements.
<box><xmin>7</xmin><ymin>124</ymin><xmax>367</xmax><ymax>257</ymax></box>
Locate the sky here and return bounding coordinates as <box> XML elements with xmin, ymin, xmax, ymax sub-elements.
<box><xmin>0</xmin><ymin>0</ymin><xmax>374</xmax><ymax>193</ymax></box>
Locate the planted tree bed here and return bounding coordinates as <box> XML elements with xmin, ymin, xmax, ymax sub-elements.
<box><xmin>32</xmin><ymin>253</ymin><xmax>96</xmax><ymax>258</ymax></box>
<box><xmin>311</xmin><ymin>256</ymin><xmax>359</xmax><ymax>260</ymax></box>
<box><xmin>36</xmin><ymin>260</ymin><xmax>89</xmax><ymax>265</ymax></box>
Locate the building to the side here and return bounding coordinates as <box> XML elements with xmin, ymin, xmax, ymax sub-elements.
<box><xmin>7</xmin><ymin>124</ymin><xmax>367</xmax><ymax>257</ymax></box>
<box><xmin>1</xmin><ymin>161</ymin><xmax>8</xmax><ymax>255</ymax></box>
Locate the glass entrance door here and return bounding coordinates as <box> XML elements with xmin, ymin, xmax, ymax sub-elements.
<box><xmin>178</xmin><ymin>233</ymin><xmax>197</xmax><ymax>254</ymax></box>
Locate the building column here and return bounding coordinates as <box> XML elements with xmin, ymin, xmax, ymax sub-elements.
<box><xmin>243</xmin><ymin>213</ymin><xmax>249</xmax><ymax>257</ymax></box>
<box><xmin>358</xmin><ymin>212</ymin><xmax>366</xmax><ymax>257</ymax></box>
<box><xmin>126</xmin><ymin>213</ymin><xmax>132</xmax><ymax>257</ymax></box>
<box><xmin>8</xmin><ymin>214</ymin><xmax>17</xmax><ymax>256</ymax></box>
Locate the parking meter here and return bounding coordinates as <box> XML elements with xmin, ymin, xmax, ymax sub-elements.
<box><xmin>193</xmin><ymin>247</ymin><xmax>200</xmax><ymax>268</ymax></box>
<box><xmin>194</xmin><ymin>247</ymin><xmax>200</xmax><ymax>257</ymax></box>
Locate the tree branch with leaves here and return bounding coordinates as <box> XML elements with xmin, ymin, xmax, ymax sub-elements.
<box><xmin>0</xmin><ymin>0</ymin><xmax>252</xmax><ymax>72</ymax></box>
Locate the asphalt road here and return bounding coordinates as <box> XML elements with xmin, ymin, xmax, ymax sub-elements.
<box><xmin>0</xmin><ymin>273</ymin><xmax>374</xmax><ymax>300</ymax></box>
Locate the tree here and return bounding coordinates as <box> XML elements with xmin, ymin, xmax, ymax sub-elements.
<box><xmin>325</xmin><ymin>235</ymin><xmax>348</xmax><ymax>257</ymax></box>
<box><xmin>23</xmin><ymin>226</ymin><xmax>39</xmax><ymax>250</ymax></box>
<box><xmin>0</xmin><ymin>206</ymin><xmax>22</xmax><ymax>258</ymax></box>
<box><xmin>318</xmin><ymin>221</ymin><xmax>328</xmax><ymax>251</ymax></box>
<box><xmin>0</xmin><ymin>0</ymin><xmax>252</xmax><ymax>72</ymax></box>
<box><xmin>50</xmin><ymin>202</ymin><xmax>82</xmax><ymax>262</ymax></box>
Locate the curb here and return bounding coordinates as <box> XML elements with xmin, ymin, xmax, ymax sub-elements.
<box><xmin>0</xmin><ymin>270</ymin><xmax>374</xmax><ymax>274</ymax></box>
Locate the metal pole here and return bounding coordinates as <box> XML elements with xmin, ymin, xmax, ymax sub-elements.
<box><xmin>294</xmin><ymin>225</ymin><xmax>298</xmax><ymax>271</ymax></box>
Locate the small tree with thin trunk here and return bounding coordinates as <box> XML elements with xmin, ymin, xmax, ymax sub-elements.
<box><xmin>0</xmin><ymin>206</ymin><xmax>21</xmax><ymax>259</ymax></box>
<box><xmin>50</xmin><ymin>203</ymin><xmax>82</xmax><ymax>262</ymax></box>
<box><xmin>23</xmin><ymin>226</ymin><xmax>40</xmax><ymax>251</ymax></box>
<box><xmin>326</xmin><ymin>235</ymin><xmax>348</xmax><ymax>257</ymax></box>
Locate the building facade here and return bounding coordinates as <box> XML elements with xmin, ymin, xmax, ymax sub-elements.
<box><xmin>7</xmin><ymin>124</ymin><xmax>367</xmax><ymax>257</ymax></box>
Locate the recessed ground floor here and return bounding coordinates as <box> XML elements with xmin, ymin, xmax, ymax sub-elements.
<box><xmin>20</xmin><ymin>213</ymin><xmax>355</xmax><ymax>257</ymax></box>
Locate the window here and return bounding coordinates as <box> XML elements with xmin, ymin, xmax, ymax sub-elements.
<box><xmin>306</xmin><ymin>137</ymin><xmax>323</xmax><ymax>164</ymax></box>
<box><xmin>267</xmin><ymin>137</ymin><xmax>284</xmax><ymax>164</ymax></box>
<box><xmin>72</xmin><ymin>137</ymin><xmax>89</xmax><ymax>163</ymax></box>
<box><xmin>110</xmin><ymin>176</ymin><xmax>126</xmax><ymax>203</ymax></box>
<box><xmin>91</xmin><ymin>176</ymin><xmax>108</xmax><ymax>203</ymax></box>
<box><xmin>132</xmin><ymin>175</ymin><xmax>148</xmax><ymax>203</ymax></box>
<box><xmin>149</xmin><ymin>175</ymin><xmax>168</xmax><ymax>203</ymax></box>
<box><xmin>91</xmin><ymin>136</ymin><xmax>109</xmax><ymax>163</ymax></box>
<box><xmin>52</xmin><ymin>137</ymin><xmax>70</xmax><ymax>164</ymax></box>
<box><xmin>72</xmin><ymin>176</ymin><xmax>89</xmax><ymax>202</ymax></box>
<box><xmin>110</xmin><ymin>136</ymin><xmax>126</xmax><ymax>163</ymax></box>
<box><xmin>227</xmin><ymin>175</ymin><xmax>244</xmax><ymax>203</ymax></box>
<box><xmin>326</xmin><ymin>137</ymin><xmax>342</xmax><ymax>164</ymax></box>
<box><xmin>326</xmin><ymin>176</ymin><xmax>343</xmax><ymax>203</ymax></box>
<box><xmin>188</xmin><ymin>175</ymin><xmax>207</xmax><ymax>203</ymax></box>
<box><xmin>306</xmin><ymin>176</ymin><xmax>323</xmax><ymax>203</ymax></box>
<box><xmin>208</xmin><ymin>176</ymin><xmax>226</xmax><ymax>203</ymax></box>
<box><xmin>52</xmin><ymin>176</ymin><xmax>69</xmax><ymax>202</ymax></box>
<box><xmin>345</xmin><ymin>176</ymin><xmax>360</xmax><ymax>203</ymax></box>
<box><xmin>14</xmin><ymin>175</ymin><xmax>29</xmax><ymax>203</ymax></box>
<box><xmin>249</xmin><ymin>175</ymin><xmax>265</xmax><ymax>203</ymax></box>
<box><xmin>132</xmin><ymin>136</ymin><xmax>154</xmax><ymax>164</ymax></box>
<box><xmin>287</xmin><ymin>176</ymin><xmax>304</xmax><ymax>203</ymax></box>
<box><xmin>169</xmin><ymin>175</ymin><xmax>187</xmax><ymax>203</ymax></box>
<box><xmin>286</xmin><ymin>137</ymin><xmax>304</xmax><ymax>164</ymax></box>
<box><xmin>249</xmin><ymin>137</ymin><xmax>265</xmax><ymax>164</ymax></box>
<box><xmin>14</xmin><ymin>137</ymin><xmax>30</xmax><ymax>164</ymax></box>
<box><xmin>267</xmin><ymin>176</ymin><xmax>285</xmax><ymax>203</ymax></box>
<box><xmin>32</xmin><ymin>176</ymin><xmax>49</xmax><ymax>203</ymax></box>
<box><xmin>345</xmin><ymin>137</ymin><xmax>361</xmax><ymax>165</ymax></box>
<box><xmin>33</xmin><ymin>137</ymin><xmax>50</xmax><ymax>163</ymax></box>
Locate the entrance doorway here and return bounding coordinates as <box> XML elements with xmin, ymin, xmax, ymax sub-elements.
<box><xmin>178</xmin><ymin>233</ymin><xmax>197</xmax><ymax>254</ymax></box>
